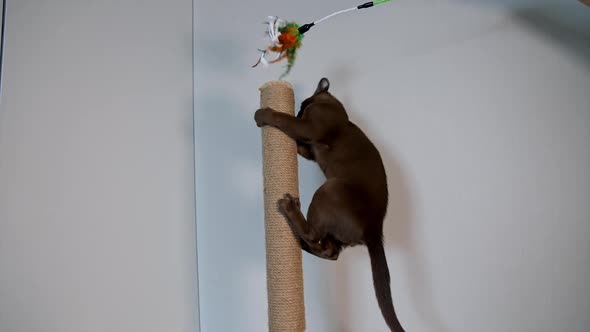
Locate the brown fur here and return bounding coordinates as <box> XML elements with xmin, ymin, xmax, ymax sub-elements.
<box><xmin>254</xmin><ymin>78</ymin><xmax>406</xmax><ymax>332</ymax></box>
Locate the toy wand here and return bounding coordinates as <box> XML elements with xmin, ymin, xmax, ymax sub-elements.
<box><xmin>253</xmin><ymin>0</ymin><xmax>393</xmax><ymax>78</ymax></box>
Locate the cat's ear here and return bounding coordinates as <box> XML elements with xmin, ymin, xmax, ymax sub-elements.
<box><xmin>315</xmin><ymin>77</ymin><xmax>330</xmax><ymax>94</ymax></box>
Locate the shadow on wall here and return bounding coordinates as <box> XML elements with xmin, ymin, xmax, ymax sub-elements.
<box><xmin>195</xmin><ymin>94</ymin><xmax>268</xmax><ymax>331</ymax></box>
<box><xmin>193</xmin><ymin>2</ymin><xmax>589</xmax><ymax>330</ymax></box>
<box><xmin>460</xmin><ymin>0</ymin><xmax>590</xmax><ymax>68</ymax></box>
<box><xmin>379</xmin><ymin>147</ymin><xmax>451</xmax><ymax>332</ymax></box>
<box><xmin>512</xmin><ymin>5</ymin><xmax>590</xmax><ymax>71</ymax></box>
<box><xmin>317</xmin><ymin>3</ymin><xmax>590</xmax><ymax>329</ymax></box>
<box><xmin>325</xmin><ymin>64</ymin><xmax>451</xmax><ymax>332</ymax></box>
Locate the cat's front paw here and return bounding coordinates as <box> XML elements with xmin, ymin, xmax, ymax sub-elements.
<box><xmin>254</xmin><ymin>108</ymin><xmax>274</xmax><ymax>127</ymax></box>
<box><xmin>278</xmin><ymin>193</ymin><xmax>301</xmax><ymax>215</ymax></box>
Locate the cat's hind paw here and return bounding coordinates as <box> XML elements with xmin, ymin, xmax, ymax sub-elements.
<box><xmin>277</xmin><ymin>193</ymin><xmax>300</xmax><ymax>215</ymax></box>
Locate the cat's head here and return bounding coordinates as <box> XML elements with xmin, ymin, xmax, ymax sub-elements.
<box><xmin>297</xmin><ymin>78</ymin><xmax>345</xmax><ymax>118</ymax></box>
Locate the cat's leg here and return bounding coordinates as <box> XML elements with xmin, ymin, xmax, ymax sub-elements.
<box><xmin>297</xmin><ymin>142</ymin><xmax>315</xmax><ymax>160</ymax></box>
<box><xmin>279</xmin><ymin>179</ymin><xmax>366</xmax><ymax>259</ymax></box>
<box><xmin>278</xmin><ymin>193</ymin><xmax>341</xmax><ymax>260</ymax></box>
<box><xmin>255</xmin><ymin>107</ymin><xmax>315</xmax><ymax>143</ymax></box>
<box><xmin>296</xmin><ymin>236</ymin><xmax>341</xmax><ymax>260</ymax></box>
<box><xmin>256</xmin><ymin>108</ymin><xmax>316</xmax><ymax>159</ymax></box>
<box><xmin>305</xmin><ymin>179</ymin><xmax>367</xmax><ymax>247</ymax></box>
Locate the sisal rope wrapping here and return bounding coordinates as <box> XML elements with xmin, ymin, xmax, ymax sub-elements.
<box><xmin>259</xmin><ymin>80</ymin><xmax>306</xmax><ymax>332</ymax></box>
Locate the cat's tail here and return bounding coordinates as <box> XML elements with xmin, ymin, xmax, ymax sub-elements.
<box><xmin>367</xmin><ymin>238</ymin><xmax>406</xmax><ymax>332</ymax></box>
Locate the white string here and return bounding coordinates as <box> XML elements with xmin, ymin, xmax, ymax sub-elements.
<box><xmin>314</xmin><ymin>7</ymin><xmax>357</xmax><ymax>25</ymax></box>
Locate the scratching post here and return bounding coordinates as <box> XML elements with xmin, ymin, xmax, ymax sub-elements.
<box><xmin>259</xmin><ymin>80</ymin><xmax>305</xmax><ymax>332</ymax></box>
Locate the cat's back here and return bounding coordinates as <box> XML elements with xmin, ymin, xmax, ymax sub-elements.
<box><xmin>322</xmin><ymin>122</ymin><xmax>387</xmax><ymax>183</ymax></box>
<box><xmin>324</xmin><ymin>121</ymin><xmax>389</xmax><ymax>220</ymax></box>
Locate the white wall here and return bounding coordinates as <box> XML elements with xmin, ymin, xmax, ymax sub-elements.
<box><xmin>0</xmin><ymin>1</ymin><xmax>197</xmax><ymax>332</ymax></box>
<box><xmin>194</xmin><ymin>0</ymin><xmax>590</xmax><ymax>331</ymax></box>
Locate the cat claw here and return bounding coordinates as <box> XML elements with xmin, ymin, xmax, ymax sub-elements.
<box><xmin>283</xmin><ymin>193</ymin><xmax>301</xmax><ymax>209</ymax></box>
<box><xmin>278</xmin><ymin>193</ymin><xmax>300</xmax><ymax>214</ymax></box>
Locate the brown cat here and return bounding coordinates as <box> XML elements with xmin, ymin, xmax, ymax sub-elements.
<box><xmin>254</xmin><ymin>78</ymin><xmax>406</xmax><ymax>332</ymax></box>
